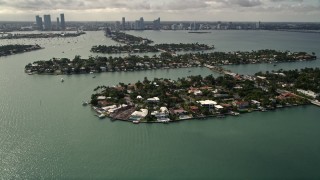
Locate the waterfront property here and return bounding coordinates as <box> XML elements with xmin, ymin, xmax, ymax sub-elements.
<box><xmin>89</xmin><ymin>69</ymin><xmax>317</xmax><ymax>123</ymax></box>
<box><xmin>0</xmin><ymin>32</ymin><xmax>85</xmax><ymax>39</ymax></box>
<box><xmin>24</xmin><ymin>50</ymin><xmax>316</xmax><ymax>75</ymax></box>
<box><xmin>91</xmin><ymin>43</ymin><xmax>214</xmax><ymax>54</ymax></box>
<box><xmin>0</xmin><ymin>44</ymin><xmax>42</xmax><ymax>57</ymax></box>
<box><xmin>106</xmin><ymin>31</ymin><xmax>153</xmax><ymax>45</ymax></box>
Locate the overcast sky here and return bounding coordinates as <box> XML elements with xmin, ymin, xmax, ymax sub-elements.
<box><xmin>0</xmin><ymin>0</ymin><xmax>319</xmax><ymax>22</ymax></box>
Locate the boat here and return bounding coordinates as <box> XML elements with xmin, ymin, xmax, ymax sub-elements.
<box><xmin>98</xmin><ymin>114</ymin><xmax>106</xmax><ymax>119</ymax></box>
<box><xmin>261</xmin><ymin>108</ymin><xmax>268</xmax><ymax>112</ymax></box>
<box><xmin>217</xmin><ymin>114</ymin><xmax>226</xmax><ymax>118</ymax></box>
<box><xmin>82</xmin><ymin>101</ymin><xmax>88</xmax><ymax>106</ymax></box>
<box><xmin>61</xmin><ymin>78</ymin><xmax>64</xmax><ymax>82</ymax></box>
<box><xmin>230</xmin><ymin>111</ymin><xmax>240</xmax><ymax>116</ymax></box>
<box><xmin>311</xmin><ymin>100</ymin><xmax>320</xmax><ymax>107</ymax></box>
<box><xmin>132</xmin><ymin>120</ymin><xmax>140</xmax><ymax>124</ymax></box>
<box><xmin>27</xmin><ymin>72</ymin><xmax>33</xmax><ymax>75</ymax></box>
<box><xmin>92</xmin><ymin>75</ymin><xmax>96</xmax><ymax>78</ymax></box>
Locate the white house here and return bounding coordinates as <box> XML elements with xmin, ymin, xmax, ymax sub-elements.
<box><xmin>297</xmin><ymin>89</ymin><xmax>319</xmax><ymax>98</ymax></box>
<box><xmin>130</xmin><ymin>109</ymin><xmax>148</xmax><ymax>121</ymax></box>
<box><xmin>147</xmin><ymin>97</ymin><xmax>160</xmax><ymax>103</ymax></box>
<box><xmin>197</xmin><ymin>100</ymin><xmax>217</xmax><ymax>108</ymax></box>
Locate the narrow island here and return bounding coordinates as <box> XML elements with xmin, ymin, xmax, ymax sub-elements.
<box><xmin>0</xmin><ymin>44</ymin><xmax>42</xmax><ymax>57</ymax></box>
<box><xmin>24</xmin><ymin>50</ymin><xmax>316</xmax><ymax>75</ymax></box>
<box><xmin>91</xmin><ymin>43</ymin><xmax>214</xmax><ymax>54</ymax></box>
<box><xmin>89</xmin><ymin>68</ymin><xmax>320</xmax><ymax>123</ymax></box>
<box><xmin>0</xmin><ymin>32</ymin><xmax>85</xmax><ymax>39</ymax></box>
<box><xmin>106</xmin><ymin>31</ymin><xmax>153</xmax><ymax>45</ymax></box>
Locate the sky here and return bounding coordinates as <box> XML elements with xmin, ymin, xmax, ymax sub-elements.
<box><xmin>0</xmin><ymin>0</ymin><xmax>319</xmax><ymax>22</ymax></box>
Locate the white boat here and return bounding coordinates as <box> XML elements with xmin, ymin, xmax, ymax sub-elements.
<box><xmin>61</xmin><ymin>78</ymin><xmax>64</xmax><ymax>82</ymax></box>
<box><xmin>311</xmin><ymin>100</ymin><xmax>320</xmax><ymax>107</ymax></box>
<box><xmin>98</xmin><ymin>114</ymin><xmax>106</xmax><ymax>119</ymax></box>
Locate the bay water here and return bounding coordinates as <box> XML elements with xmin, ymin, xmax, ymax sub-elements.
<box><xmin>1</xmin><ymin>30</ymin><xmax>320</xmax><ymax>179</ymax></box>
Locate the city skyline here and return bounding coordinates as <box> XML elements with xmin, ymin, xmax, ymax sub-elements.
<box><xmin>0</xmin><ymin>0</ymin><xmax>319</xmax><ymax>22</ymax></box>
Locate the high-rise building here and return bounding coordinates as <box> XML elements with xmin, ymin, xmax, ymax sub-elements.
<box><xmin>60</xmin><ymin>13</ymin><xmax>65</xmax><ymax>30</ymax></box>
<box><xmin>122</xmin><ymin>17</ymin><xmax>125</xmax><ymax>30</ymax></box>
<box><xmin>43</xmin><ymin>15</ymin><xmax>52</xmax><ymax>30</ymax></box>
<box><xmin>153</xmin><ymin>17</ymin><xmax>161</xmax><ymax>30</ymax></box>
<box><xmin>35</xmin><ymin>15</ymin><xmax>43</xmax><ymax>30</ymax></box>
<box><xmin>139</xmin><ymin>17</ymin><xmax>144</xmax><ymax>30</ymax></box>
<box><xmin>171</xmin><ymin>24</ymin><xmax>178</xmax><ymax>30</ymax></box>
<box><xmin>217</xmin><ymin>21</ymin><xmax>221</xmax><ymax>30</ymax></box>
<box><xmin>256</xmin><ymin>21</ymin><xmax>261</xmax><ymax>29</ymax></box>
<box><xmin>56</xmin><ymin>17</ymin><xmax>60</xmax><ymax>30</ymax></box>
<box><xmin>134</xmin><ymin>17</ymin><xmax>145</xmax><ymax>30</ymax></box>
<box><xmin>134</xmin><ymin>20</ymin><xmax>140</xmax><ymax>30</ymax></box>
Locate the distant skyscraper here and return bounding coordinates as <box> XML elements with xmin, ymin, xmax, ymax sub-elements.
<box><xmin>56</xmin><ymin>17</ymin><xmax>60</xmax><ymax>30</ymax></box>
<box><xmin>134</xmin><ymin>17</ymin><xmax>144</xmax><ymax>30</ymax></box>
<box><xmin>153</xmin><ymin>17</ymin><xmax>161</xmax><ymax>30</ymax></box>
<box><xmin>139</xmin><ymin>17</ymin><xmax>144</xmax><ymax>30</ymax></box>
<box><xmin>35</xmin><ymin>15</ymin><xmax>43</xmax><ymax>30</ymax></box>
<box><xmin>256</xmin><ymin>21</ymin><xmax>261</xmax><ymax>29</ymax></box>
<box><xmin>134</xmin><ymin>20</ymin><xmax>140</xmax><ymax>30</ymax></box>
<box><xmin>43</xmin><ymin>15</ymin><xmax>52</xmax><ymax>30</ymax></box>
<box><xmin>217</xmin><ymin>21</ymin><xmax>221</xmax><ymax>30</ymax></box>
<box><xmin>171</xmin><ymin>24</ymin><xmax>177</xmax><ymax>30</ymax></box>
<box><xmin>122</xmin><ymin>17</ymin><xmax>125</xmax><ymax>30</ymax></box>
<box><xmin>60</xmin><ymin>13</ymin><xmax>65</xmax><ymax>30</ymax></box>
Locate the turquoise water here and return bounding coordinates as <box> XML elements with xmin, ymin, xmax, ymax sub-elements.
<box><xmin>1</xmin><ymin>31</ymin><xmax>320</xmax><ymax>179</ymax></box>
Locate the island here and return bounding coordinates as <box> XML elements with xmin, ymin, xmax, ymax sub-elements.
<box><xmin>24</xmin><ymin>50</ymin><xmax>316</xmax><ymax>75</ymax></box>
<box><xmin>89</xmin><ymin>68</ymin><xmax>320</xmax><ymax>123</ymax></box>
<box><xmin>0</xmin><ymin>32</ymin><xmax>85</xmax><ymax>39</ymax></box>
<box><xmin>106</xmin><ymin>31</ymin><xmax>153</xmax><ymax>45</ymax></box>
<box><xmin>91</xmin><ymin>43</ymin><xmax>214</xmax><ymax>54</ymax></box>
<box><xmin>0</xmin><ymin>44</ymin><xmax>42</xmax><ymax>57</ymax></box>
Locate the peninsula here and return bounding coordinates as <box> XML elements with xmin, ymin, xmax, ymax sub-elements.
<box><xmin>106</xmin><ymin>31</ymin><xmax>153</xmax><ymax>45</ymax></box>
<box><xmin>0</xmin><ymin>44</ymin><xmax>42</xmax><ymax>57</ymax></box>
<box><xmin>24</xmin><ymin>50</ymin><xmax>316</xmax><ymax>75</ymax></box>
<box><xmin>0</xmin><ymin>32</ymin><xmax>85</xmax><ymax>39</ymax></box>
<box><xmin>89</xmin><ymin>67</ymin><xmax>320</xmax><ymax>123</ymax></box>
<box><xmin>91</xmin><ymin>43</ymin><xmax>214</xmax><ymax>54</ymax></box>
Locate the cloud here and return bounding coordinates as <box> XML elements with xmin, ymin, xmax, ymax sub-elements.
<box><xmin>0</xmin><ymin>0</ymin><xmax>319</xmax><ymax>21</ymax></box>
<box><xmin>0</xmin><ymin>0</ymin><xmax>152</xmax><ymax>10</ymax></box>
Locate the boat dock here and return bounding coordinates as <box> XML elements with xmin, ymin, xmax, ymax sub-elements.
<box><xmin>311</xmin><ymin>100</ymin><xmax>320</xmax><ymax>107</ymax></box>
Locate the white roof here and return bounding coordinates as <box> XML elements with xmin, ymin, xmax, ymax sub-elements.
<box><xmin>160</xmin><ymin>107</ymin><xmax>169</xmax><ymax>113</ymax></box>
<box><xmin>97</xmin><ymin>96</ymin><xmax>106</xmax><ymax>100</ymax></box>
<box><xmin>194</xmin><ymin>90</ymin><xmax>202</xmax><ymax>95</ymax></box>
<box><xmin>198</xmin><ymin>100</ymin><xmax>217</xmax><ymax>105</ymax></box>
<box><xmin>137</xmin><ymin>95</ymin><xmax>143</xmax><ymax>99</ymax></box>
<box><xmin>147</xmin><ymin>97</ymin><xmax>160</xmax><ymax>101</ymax></box>
<box><xmin>102</xmin><ymin>105</ymin><xmax>117</xmax><ymax>110</ymax></box>
<box><xmin>131</xmin><ymin>109</ymin><xmax>148</xmax><ymax>118</ymax></box>
<box><xmin>214</xmin><ymin>105</ymin><xmax>224</xmax><ymax>109</ymax></box>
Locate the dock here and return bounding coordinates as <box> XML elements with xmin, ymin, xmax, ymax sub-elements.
<box><xmin>311</xmin><ymin>100</ymin><xmax>320</xmax><ymax>107</ymax></box>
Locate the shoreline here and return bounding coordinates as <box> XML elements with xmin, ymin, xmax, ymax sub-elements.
<box><xmin>88</xmin><ymin>68</ymin><xmax>320</xmax><ymax>125</ymax></box>
<box><xmin>92</xmin><ymin>103</ymin><xmax>313</xmax><ymax>124</ymax></box>
<box><xmin>25</xmin><ymin>59</ymin><xmax>317</xmax><ymax>76</ymax></box>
